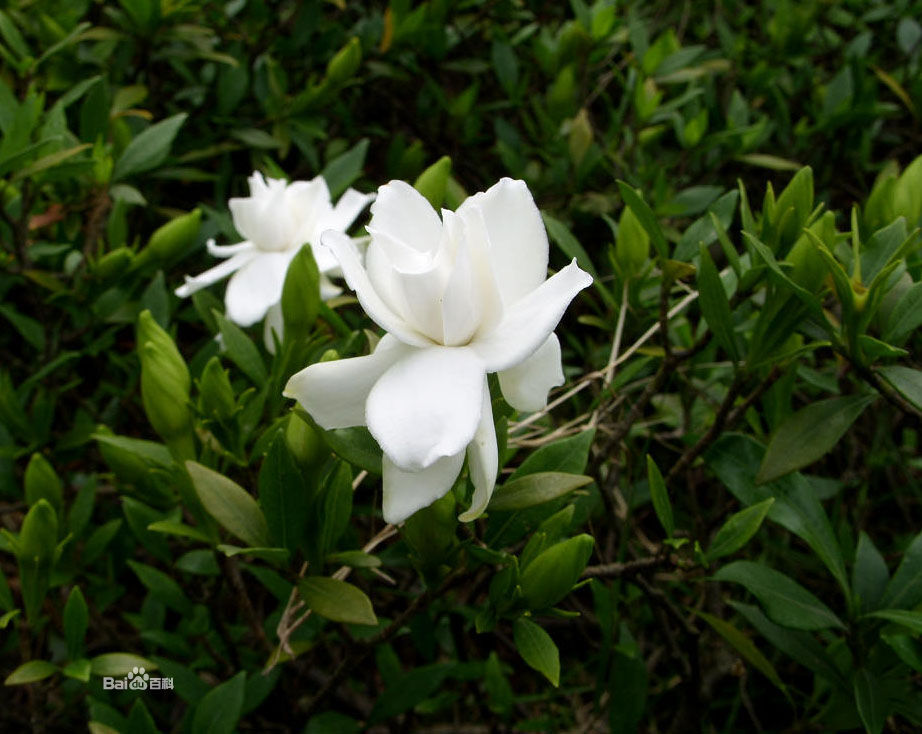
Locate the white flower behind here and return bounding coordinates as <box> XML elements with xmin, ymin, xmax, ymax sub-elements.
<box><xmin>175</xmin><ymin>171</ymin><xmax>373</xmax><ymax>328</ymax></box>
<box><xmin>284</xmin><ymin>178</ymin><xmax>591</xmax><ymax>525</ymax></box>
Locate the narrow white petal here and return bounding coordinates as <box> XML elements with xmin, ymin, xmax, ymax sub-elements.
<box><xmin>206</xmin><ymin>239</ymin><xmax>254</xmax><ymax>258</ymax></box>
<box><xmin>288</xmin><ymin>177</ymin><xmax>333</xmax><ymax>245</ymax></box>
<box><xmin>497</xmin><ymin>333</ymin><xmax>564</xmax><ymax>412</ymax></box>
<box><xmin>263</xmin><ymin>302</ymin><xmax>284</xmax><ymax>354</ymax></box>
<box><xmin>459</xmin><ymin>378</ymin><xmax>498</xmax><ymax>522</ymax></box>
<box><xmin>471</xmin><ymin>259</ymin><xmax>591</xmax><ymax>372</ymax></box>
<box><xmin>319</xmin><ymin>188</ymin><xmax>374</xmax><ymax>239</ymax></box>
<box><xmin>382</xmin><ymin>451</ymin><xmax>465</xmax><ymax>524</ymax></box>
<box><xmin>174</xmin><ymin>249</ymin><xmax>256</xmax><ymax>298</ymax></box>
<box><xmin>440</xmin><ymin>221</ymin><xmax>483</xmax><ymax>346</ymax></box>
<box><xmin>224</xmin><ymin>252</ymin><xmax>291</xmax><ymax>327</ymax></box>
<box><xmin>323</xmin><ymin>230</ymin><xmax>433</xmax><ymax>348</ymax></box>
<box><xmin>366</xmin><ymin>346</ymin><xmax>486</xmax><ymax>471</ymax></box>
<box><xmin>283</xmin><ymin>334</ymin><xmax>413</xmax><ymax>429</ymax></box>
<box><xmin>457</xmin><ymin>177</ymin><xmax>549</xmax><ymax>305</ymax></box>
<box><xmin>368</xmin><ymin>180</ymin><xmax>442</xmax><ymax>255</ymax></box>
<box><xmin>318</xmin><ymin>274</ymin><xmax>342</xmax><ymax>300</ymax></box>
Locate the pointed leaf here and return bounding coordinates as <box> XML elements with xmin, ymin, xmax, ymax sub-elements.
<box><xmin>646</xmin><ymin>455</ymin><xmax>674</xmax><ymax>537</ymax></box>
<box><xmin>186</xmin><ymin>461</ymin><xmax>268</xmax><ymax>548</ymax></box>
<box><xmin>488</xmin><ymin>472</ymin><xmax>593</xmax><ymax>512</ymax></box>
<box><xmin>513</xmin><ymin>617</ymin><xmax>560</xmax><ymax>686</ymax></box>
<box><xmin>298</xmin><ymin>577</ymin><xmax>377</xmax><ymax>626</ymax></box>
<box><xmin>706</xmin><ymin>498</ymin><xmax>774</xmax><ymax>562</ymax></box>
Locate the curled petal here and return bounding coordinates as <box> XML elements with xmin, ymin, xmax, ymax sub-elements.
<box><xmin>174</xmin><ymin>249</ymin><xmax>256</xmax><ymax>298</ymax></box>
<box><xmin>366</xmin><ymin>346</ymin><xmax>486</xmax><ymax>471</ymax></box>
<box><xmin>497</xmin><ymin>333</ymin><xmax>564</xmax><ymax>412</ymax></box>
<box><xmin>224</xmin><ymin>251</ymin><xmax>292</xmax><ymax>326</ymax></box>
<box><xmin>457</xmin><ymin>177</ymin><xmax>549</xmax><ymax>306</ymax></box>
<box><xmin>283</xmin><ymin>334</ymin><xmax>413</xmax><ymax>429</ymax></box>
<box><xmin>471</xmin><ymin>259</ymin><xmax>591</xmax><ymax>373</ymax></box>
<box><xmin>319</xmin><ymin>188</ymin><xmax>375</xmax><ymax>241</ymax></box>
<box><xmin>382</xmin><ymin>451</ymin><xmax>465</xmax><ymax>525</ymax></box>
<box><xmin>323</xmin><ymin>230</ymin><xmax>433</xmax><ymax>347</ymax></box>
<box><xmin>206</xmin><ymin>239</ymin><xmax>254</xmax><ymax>258</ymax></box>
<box><xmin>368</xmin><ymin>180</ymin><xmax>442</xmax><ymax>256</ymax></box>
<box><xmin>459</xmin><ymin>378</ymin><xmax>498</xmax><ymax>522</ymax></box>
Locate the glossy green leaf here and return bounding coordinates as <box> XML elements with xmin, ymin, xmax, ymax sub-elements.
<box><xmin>695</xmin><ymin>609</ymin><xmax>786</xmax><ymax>694</ymax></box>
<box><xmin>866</xmin><ymin>609</ymin><xmax>922</xmax><ymax>635</ymax></box>
<box><xmin>321</xmin><ymin>138</ymin><xmax>368</xmax><ymax>200</ymax></box>
<box><xmin>617</xmin><ymin>180</ymin><xmax>669</xmax><ymax>258</ymax></box>
<box><xmin>89</xmin><ymin>653</ymin><xmax>157</xmax><ymax>677</ymax></box>
<box><xmin>853</xmin><ymin>532</ymin><xmax>889</xmax><ymax>613</ymax></box>
<box><xmin>697</xmin><ymin>244</ymin><xmax>740</xmax><ymax>360</ymax></box>
<box><xmin>880</xmin><ymin>530</ymin><xmax>922</xmax><ymax>610</ymax></box>
<box><xmin>192</xmin><ymin>671</ymin><xmax>246</xmax><ymax>734</ymax></box>
<box><xmin>5</xmin><ymin>660</ymin><xmax>58</xmax><ymax>685</ymax></box>
<box><xmin>877</xmin><ymin>366</ymin><xmax>922</xmax><ymax>412</ymax></box>
<box><xmin>112</xmin><ymin>113</ymin><xmax>187</xmax><ymax>181</ymax></box>
<box><xmin>519</xmin><ymin>534</ymin><xmax>594</xmax><ymax>610</ymax></box>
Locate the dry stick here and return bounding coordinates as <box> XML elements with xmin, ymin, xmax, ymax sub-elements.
<box><xmin>224</xmin><ymin>555</ymin><xmax>273</xmax><ymax>653</ymax></box>
<box><xmin>508</xmin><ymin>290</ymin><xmax>700</xmax><ymax>436</ymax></box>
<box><xmin>581</xmin><ymin>556</ymin><xmax>669</xmax><ymax>579</ymax></box>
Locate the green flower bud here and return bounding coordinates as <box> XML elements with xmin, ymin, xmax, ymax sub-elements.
<box><xmin>133</xmin><ymin>209</ymin><xmax>201</xmax><ymax>271</ymax></box>
<box><xmin>94</xmin><ymin>247</ymin><xmax>134</xmax><ymax>280</ymax></box>
<box><xmin>413</xmin><ymin>156</ymin><xmax>452</xmax><ymax>209</ymax></box>
<box><xmin>615</xmin><ymin>205</ymin><xmax>650</xmax><ymax>278</ymax></box>
<box><xmin>24</xmin><ymin>453</ymin><xmax>63</xmax><ymax>520</ymax></box>
<box><xmin>198</xmin><ymin>356</ymin><xmax>236</xmax><ymax>421</ymax></box>
<box><xmin>319</xmin><ymin>349</ymin><xmax>340</xmax><ymax>363</ymax></box>
<box><xmin>285</xmin><ymin>412</ymin><xmax>325</xmax><ymax>468</ymax></box>
<box><xmin>137</xmin><ymin>310</ymin><xmax>194</xmax><ymax>457</ymax></box>
<box><xmin>281</xmin><ymin>245</ymin><xmax>321</xmax><ymax>342</ymax></box>
<box><xmin>567</xmin><ymin>109</ymin><xmax>592</xmax><ymax>166</ymax></box>
<box><xmin>326</xmin><ymin>37</ymin><xmax>362</xmax><ymax>85</ymax></box>
<box><xmin>519</xmin><ymin>534</ymin><xmax>594</xmax><ymax>610</ymax></box>
<box><xmin>785</xmin><ymin>210</ymin><xmax>834</xmax><ymax>292</ymax></box>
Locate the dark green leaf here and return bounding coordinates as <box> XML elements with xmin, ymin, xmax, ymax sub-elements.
<box><xmin>5</xmin><ymin>660</ymin><xmax>58</xmax><ymax>685</ymax></box>
<box><xmin>715</xmin><ymin>560</ymin><xmax>845</xmax><ymax>630</ymax></box>
<box><xmin>853</xmin><ymin>532</ymin><xmax>889</xmax><ymax>613</ymax></box>
<box><xmin>854</xmin><ymin>668</ymin><xmax>885</xmax><ymax>734</ymax></box>
<box><xmin>321</xmin><ymin>138</ymin><xmax>369</xmax><ymax>200</ymax></box>
<box><xmin>756</xmin><ymin>395</ymin><xmax>875</xmax><ymax>483</ymax></box>
<box><xmin>697</xmin><ymin>244</ymin><xmax>740</xmax><ymax>360</ymax></box>
<box><xmin>63</xmin><ymin>587</ymin><xmax>89</xmax><ymax>661</ymax></box>
<box><xmin>186</xmin><ymin>461</ymin><xmax>269</xmax><ymax>548</ymax></box>
<box><xmin>646</xmin><ymin>455</ymin><xmax>674</xmax><ymax>537</ymax></box>
<box><xmin>695</xmin><ymin>609</ymin><xmax>786</xmax><ymax>694</ymax></box>
<box><xmin>191</xmin><ymin>671</ymin><xmax>246</xmax><ymax>734</ymax></box>
<box><xmin>214</xmin><ymin>312</ymin><xmax>267</xmax><ymax>386</ymax></box>
<box><xmin>881</xmin><ymin>530</ymin><xmax>922</xmax><ymax>610</ymax></box>
<box><xmin>877</xmin><ymin>366</ymin><xmax>922</xmax><ymax>412</ymax></box>
<box><xmin>258</xmin><ymin>435</ymin><xmax>310</xmax><ymax>555</ymax></box>
<box><xmin>112</xmin><ymin>113</ymin><xmax>187</xmax><ymax>181</ymax></box>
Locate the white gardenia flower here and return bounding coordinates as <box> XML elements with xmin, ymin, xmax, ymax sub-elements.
<box><xmin>175</xmin><ymin>171</ymin><xmax>373</xmax><ymax>327</ymax></box>
<box><xmin>284</xmin><ymin>178</ymin><xmax>592</xmax><ymax>524</ymax></box>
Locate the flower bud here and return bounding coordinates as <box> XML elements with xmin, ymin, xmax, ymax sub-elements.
<box><xmin>281</xmin><ymin>245</ymin><xmax>321</xmax><ymax>341</ymax></box>
<box><xmin>326</xmin><ymin>37</ymin><xmax>362</xmax><ymax>85</ymax></box>
<box><xmin>285</xmin><ymin>412</ymin><xmax>325</xmax><ymax>468</ymax></box>
<box><xmin>94</xmin><ymin>247</ymin><xmax>134</xmax><ymax>280</ymax></box>
<box><xmin>24</xmin><ymin>453</ymin><xmax>63</xmax><ymax>520</ymax></box>
<box><xmin>785</xmin><ymin>210</ymin><xmax>834</xmax><ymax>292</ymax></box>
<box><xmin>615</xmin><ymin>205</ymin><xmax>650</xmax><ymax>278</ymax></box>
<box><xmin>413</xmin><ymin>156</ymin><xmax>452</xmax><ymax>209</ymax></box>
<box><xmin>137</xmin><ymin>310</ymin><xmax>194</xmax><ymax>457</ymax></box>
<box><xmin>134</xmin><ymin>209</ymin><xmax>201</xmax><ymax>271</ymax></box>
<box><xmin>198</xmin><ymin>356</ymin><xmax>235</xmax><ymax>421</ymax></box>
<box><xmin>519</xmin><ymin>533</ymin><xmax>594</xmax><ymax>610</ymax></box>
<box><xmin>319</xmin><ymin>349</ymin><xmax>340</xmax><ymax>363</ymax></box>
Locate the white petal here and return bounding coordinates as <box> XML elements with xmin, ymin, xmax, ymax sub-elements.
<box><xmin>471</xmin><ymin>259</ymin><xmax>591</xmax><ymax>372</ymax></box>
<box><xmin>263</xmin><ymin>302</ymin><xmax>284</xmax><ymax>354</ymax></box>
<box><xmin>457</xmin><ymin>177</ymin><xmax>548</xmax><ymax>305</ymax></box>
<box><xmin>207</xmin><ymin>238</ymin><xmax>254</xmax><ymax>258</ymax></box>
<box><xmin>224</xmin><ymin>252</ymin><xmax>291</xmax><ymax>326</ymax></box>
<box><xmin>440</xmin><ymin>217</ymin><xmax>483</xmax><ymax>346</ymax></box>
<box><xmin>230</xmin><ymin>181</ymin><xmax>293</xmax><ymax>252</ymax></box>
<box><xmin>497</xmin><ymin>333</ymin><xmax>563</xmax><ymax>412</ymax></box>
<box><xmin>459</xmin><ymin>378</ymin><xmax>498</xmax><ymax>522</ymax></box>
<box><xmin>174</xmin><ymin>249</ymin><xmax>256</xmax><ymax>298</ymax></box>
<box><xmin>368</xmin><ymin>180</ymin><xmax>442</xmax><ymax>255</ymax></box>
<box><xmin>382</xmin><ymin>451</ymin><xmax>464</xmax><ymax>524</ymax></box>
<box><xmin>323</xmin><ymin>230</ymin><xmax>432</xmax><ymax>348</ymax></box>
<box><xmin>366</xmin><ymin>346</ymin><xmax>486</xmax><ymax>471</ymax></box>
<box><xmin>283</xmin><ymin>334</ymin><xmax>413</xmax><ymax>429</ymax></box>
<box><xmin>319</xmin><ymin>188</ymin><xmax>374</xmax><ymax>239</ymax></box>
<box><xmin>288</xmin><ymin>177</ymin><xmax>333</xmax><ymax>244</ymax></box>
<box><xmin>318</xmin><ymin>274</ymin><xmax>342</xmax><ymax>300</ymax></box>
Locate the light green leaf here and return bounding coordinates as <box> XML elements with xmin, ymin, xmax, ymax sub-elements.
<box><xmin>519</xmin><ymin>534</ymin><xmax>594</xmax><ymax>610</ymax></box>
<box><xmin>697</xmin><ymin>244</ymin><xmax>740</xmax><ymax>360</ymax></box>
<box><xmin>513</xmin><ymin>617</ymin><xmax>560</xmax><ymax>686</ymax></box>
<box><xmin>756</xmin><ymin>395</ymin><xmax>875</xmax><ymax>483</ymax></box>
<box><xmin>715</xmin><ymin>560</ymin><xmax>845</xmax><ymax>630</ymax></box>
<box><xmin>617</xmin><ymin>180</ymin><xmax>669</xmax><ymax>258</ymax></box>
<box><xmin>298</xmin><ymin>577</ymin><xmax>377</xmax><ymax>626</ymax></box>
<box><xmin>5</xmin><ymin>660</ymin><xmax>57</xmax><ymax>685</ymax></box>
<box><xmin>487</xmin><ymin>472</ymin><xmax>593</xmax><ymax>512</ymax></box>
<box><xmin>186</xmin><ymin>461</ymin><xmax>269</xmax><ymax>548</ymax></box>
<box><xmin>706</xmin><ymin>498</ymin><xmax>774</xmax><ymax>562</ymax></box>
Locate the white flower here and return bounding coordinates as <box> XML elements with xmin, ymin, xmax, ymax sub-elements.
<box><xmin>175</xmin><ymin>171</ymin><xmax>373</xmax><ymax>327</ymax></box>
<box><xmin>284</xmin><ymin>178</ymin><xmax>591</xmax><ymax>524</ymax></box>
